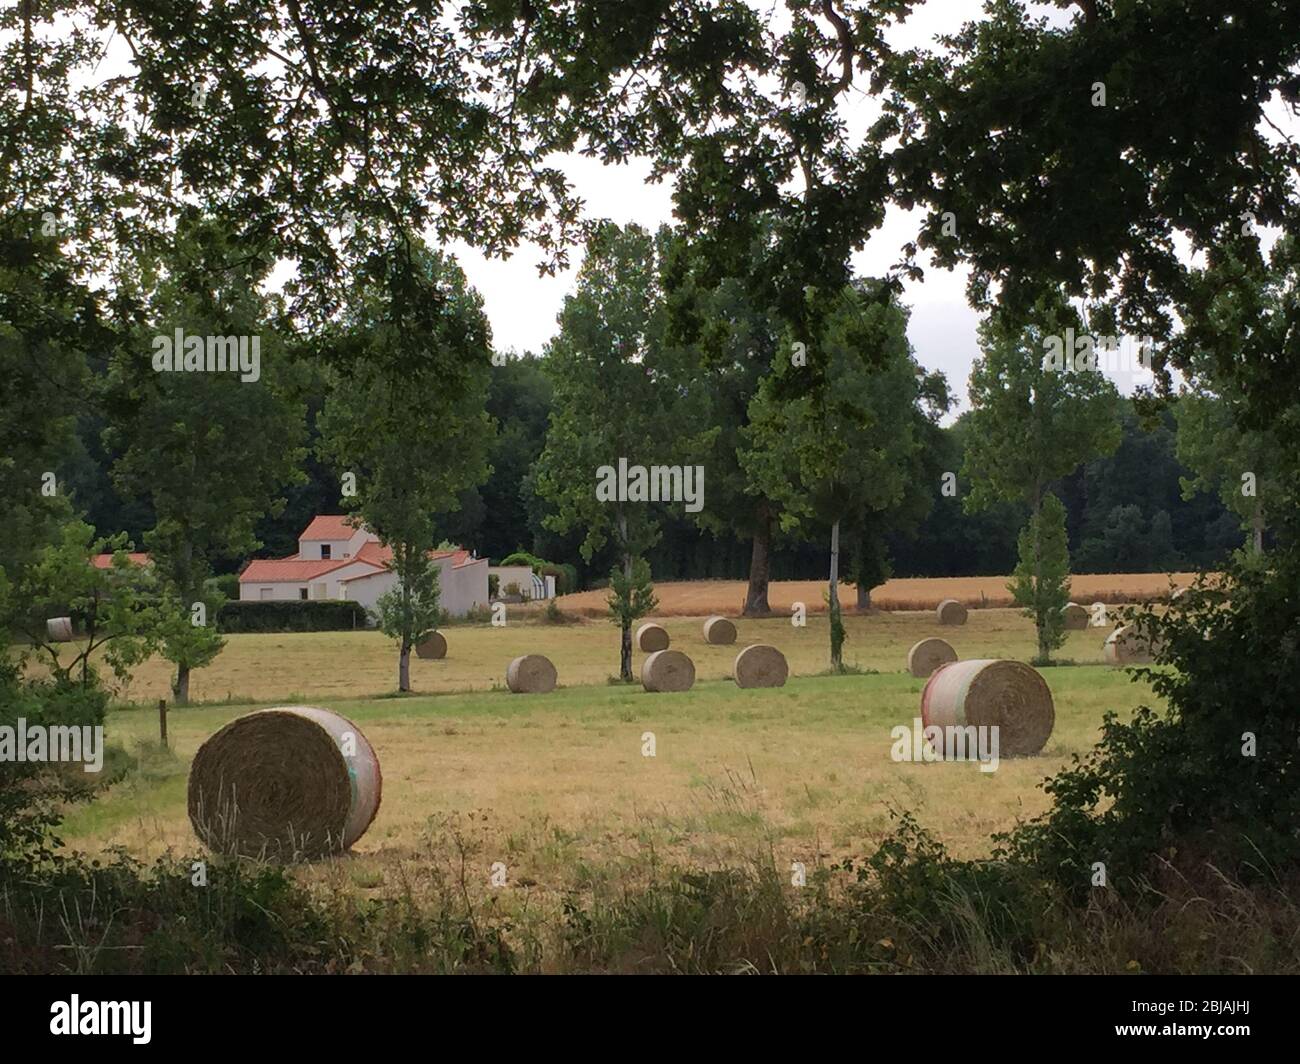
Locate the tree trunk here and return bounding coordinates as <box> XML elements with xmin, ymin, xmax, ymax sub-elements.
<box><xmin>399</xmin><ymin>639</ymin><xmax>411</xmax><ymax>692</ymax></box>
<box><xmin>1252</xmin><ymin>509</ymin><xmax>1265</xmax><ymax>554</ymax></box>
<box><xmin>743</xmin><ymin>504</ymin><xmax>773</xmax><ymax>616</ymax></box>
<box><xmin>1032</xmin><ymin>489</ymin><xmax>1048</xmax><ymax>662</ymax></box>
<box><xmin>856</xmin><ymin>583</ymin><xmax>871</xmax><ymax>610</ymax></box>
<box><xmin>829</xmin><ymin>519</ymin><xmax>843</xmax><ymax>671</ymax></box>
<box><xmin>173</xmin><ymin>664</ymin><xmax>190</xmax><ymax>706</ymax></box>
<box><xmin>619</xmin><ymin>511</ymin><xmax>634</xmax><ymax>682</ymax></box>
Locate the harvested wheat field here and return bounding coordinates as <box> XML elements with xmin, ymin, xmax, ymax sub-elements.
<box><xmin>553</xmin><ymin>573</ymin><xmax>1205</xmax><ymax>617</ymax></box>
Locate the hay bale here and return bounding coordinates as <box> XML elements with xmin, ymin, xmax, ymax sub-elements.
<box><xmin>733</xmin><ymin>644</ymin><xmax>788</xmax><ymax>688</ymax></box>
<box><xmin>703</xmin><ymin>616</ymin><xmax>737</xmax><ymax>644</ymax></box>
<box><xmin>906</xmin><ymin>637</ymin><xmax>957</xmax><ymax>678</ymax></box>
<box><xmin>46</xmin><ymin>617</ymin><xmax>74</xmax><ymax>643</ymax></box>
<box><xmin>506</xmin><ymin>654</ymin><xmax>557</xmax><ymax>694</ymax></box>
<box><xmin>1104</xmin><ymin>624</ymin><xmax>1163</xmax><ymax>666</ymax></box>
<box><xmin>188</xmin><ymin>705</ymin><xmax>382</xmax><ymax>861</ymax></box>
<box><xmin>1062</xmin><ymin>603</ymin><xmax>1089</xmax><ymax>630</ymax></box>
<box><xmin>936</xmin><ymin>598</ymin><xmax>968</xmax><ymax>625</ymax></box>
<box><xmin>921</xmin><ymin>659</ymin><xmax>1055</xmax><ymax>758</ymax></box>
<box><xmin>415</xmin><ymin>631</ymin><xmax>447</xmax><ymax>659</ymax></box>
<box><xmin>641</xmin><ymin>649</ymin><xmax>696</xmax><ymax>692</ymax></box>
<box><xmin>636</xmin><ymin>622</ymin><xmax>670</xmax><ymax>652</ymax></box>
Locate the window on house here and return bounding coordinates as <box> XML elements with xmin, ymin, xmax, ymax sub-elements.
<box><xmin>299</xmin><ymin>587</ymin><xmax>309</xmax><ymax>600</ymax></box>
<box><xmin>321</xmin><ymin>544</ymin><xmax>332</xmax><ymax>560</ymax></box>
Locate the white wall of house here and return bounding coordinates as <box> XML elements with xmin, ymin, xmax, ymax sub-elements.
<box><xmin>297</xmin><ymin>528</ymin><xmax>372</xmax><ymax>562</ymax></box>
<box><xmin>238</xmin><ymin>559</ymin><xmax>382</xmax><ymax>602</ymax></box>
<box><xmin>489</xmin><ymin>566</ymin><xmax>555</xmax><ymax>600</ymax></box>
<box><xmin>342</xmin><ymin>556</ymin><xmax>489</xmax><ymax>619</ymax></box>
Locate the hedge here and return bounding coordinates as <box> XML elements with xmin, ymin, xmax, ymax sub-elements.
<box><xmin>217</xmin><ymin>600</ymin><xmax>369</xmax><ymax>633</ymax></box>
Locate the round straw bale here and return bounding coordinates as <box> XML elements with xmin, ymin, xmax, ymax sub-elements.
<box><xmin>733</xmin><ymin>644</ymin><xmax>788</xmax><ymax>688</ymax></box>
<box><xmin>906</xmin><ymin>637</ymin><xmax>957</xmax><ymax>678</ymax></box>
<box><xmin>415</xmin><ymin>631</ymin><xmax>447</xmax><ymax>659</ymax></box>
<box><xmin>1104</xmin><ymin>624</ymin><xmax>1163</xmax><ymax>666</ymax></box>
<box><xmin>1062</xmin><ymin>603</ymin><xmax>1089</xmax><ymax>630</ymax></box>
<box><xmin>703</xmin><ymin>616</ymin><xmax>737</xmax><ymax>644</ymax></box>
<box><xmin>506</xmin><ymin>654</ymin><xmax>557</xmax><ymax>694</ymax></box>
<box><xmin>936</xmin><ymin>598</ymin><xmax>968</xmax><ymax>625</ymax></box>
<box><xmin>921</xmin><ymin>659</ymin><xmax>1055</xmax><ymax>758</ymax></box>
<box><xmin>188</xmin><ymin>705</ymin><xmax>382</xmax><ymax>861</ymax></box>
<box><xmin>641</xmin><ymin>649</ymin><xmax>696</xmax><ymax>692</ymax></box>
<box><xmin>46</xmin><ymin>617</ymin><xmax>74</xmax><ymax>643</ymax></box>
<box><xmin>636</xmin><ymin>622</ymin><xmax>670</xmax><ymax>652</ymax></box>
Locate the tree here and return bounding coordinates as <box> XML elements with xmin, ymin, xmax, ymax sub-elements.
<box><xmin>104</xmin><ymin>217</ymin><xmax>307</xmax><ymax>703</ymax></box>
<box><xmin>744</xmin><ymin>281</ymin><xmax>941</xmax><ymax>670</ymax></box>
<box><xmin>534</xmin><ymin>224</ymin><xmax>707</xmax><ymax>680</ymax></box>
<box><xmin>317</xmin><ymin>241</ymin><xmax>493</xmax><ymax>692</ymax></box>
<box><xmin>963</xmin><ymin>295</ymin><xmax>1123</xmax><ymax>661</ymax></box>
<box><xmin>1009</xmin><ymin>493</ymin><xmax>1071</xmax><ymax>662</ymax></box>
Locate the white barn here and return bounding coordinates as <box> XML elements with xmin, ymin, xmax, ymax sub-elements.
<box><xmin>238</xmin><ymin>516</ymin><xmax>489</xmax><ymax>618</ymax></box>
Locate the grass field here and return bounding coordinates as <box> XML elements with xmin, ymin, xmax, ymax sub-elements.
<box><xmin>49</xmin><ymin>605</ymin><xmax>1167</xmax><ymax>919</ymax></box>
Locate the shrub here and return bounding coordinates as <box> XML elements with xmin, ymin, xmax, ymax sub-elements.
<box><xmin>216</xmin><ymin>599</ymin><xmax>368</xmax><ymax>633</ymax></box>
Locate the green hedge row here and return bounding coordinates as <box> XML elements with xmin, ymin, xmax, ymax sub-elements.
<box><xmin>217</xmin><ymin>600</ymin><xmax>369</xmax><ymax>633</ymax></box>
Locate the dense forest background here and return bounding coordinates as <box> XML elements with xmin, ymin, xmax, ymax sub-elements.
<box><xmin>62</xmin><ymin>352</ymin><xmax>1240</xmax><ymax>590</ymax></box>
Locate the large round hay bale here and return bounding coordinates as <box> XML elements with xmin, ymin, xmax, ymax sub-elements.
<box><xmin>636</xmin><ymin>622</ymin><xmax>670</xmax><ymax>652</ymax></box>
<box><xmin>733</xmin><ymin>644</ymin><xmax>788</xmax><ymax>688</ymax></box>
<box><xmin>1062</xmin><ymin>603</ymin><xmax>1089</xmax><ymax>630</ymax></box>
<box><xmin>506</xmin><ymin>654</ymin><xmax>557</xmax><ymax>694</ymax></box>
<box><xmin>703</xmin><ymin>616</ymin><xmax>737</xmax><ymax>644</ymax></box>
<box><xmin>936</xmin><ymin>599</ymin><xmax>968</xmax><ymax>625</ymax></box>
<box><xmin>415</xmin><ymin>631</ymin><xmax>447</xmax><ymax>659</ymax></box>
<box><xmin>906</xmin><ymin>637</ymin><xmax>957</xmax><ymax>678</ymax></box>
<box><xmin>1104</xmin><ymin>624</ymin><xmax>1163</xmax><ymax>666</ymax></box>
<box><xmin>188</xmin><ymin>706</ymin><xmax>382</xmax><ymax>861</ymax></box>
<box><xmin>641</xmin><ymin>649</ymin><xmax>696</xmax><ymax>692</ymax></box>
<box><xmin>921</xmin><ymin>659</ymin><xmax>1055</xmax><ymax>758</ymax></box>
<box><xmin>46</xmin><ymin>617</ymin><xmax>74</xmax><ymax>643</ymax></box>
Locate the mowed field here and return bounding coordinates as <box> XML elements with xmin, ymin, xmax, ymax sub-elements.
<box><xmin>556</xmin><ymin>573</ymin><xmax>1203</xmax><ymax>616</ymax></box>
<box><xmin>48</xmin><ymin>603</ymin><xmax>1169</xmax><ymax>913</ymax></box>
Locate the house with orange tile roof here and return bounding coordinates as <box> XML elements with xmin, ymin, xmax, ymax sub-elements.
<box><xmin>237</xmin><ymin>516</ymin><xmax>488</xmax><ymax>618</ymax></box>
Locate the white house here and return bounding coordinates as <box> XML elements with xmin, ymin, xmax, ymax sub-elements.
<box><xmin>238</xmin><ymin>516</ymin><xmax>489</xmax><ymax>618</ymax></box>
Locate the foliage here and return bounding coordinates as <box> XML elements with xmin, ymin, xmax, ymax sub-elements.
<box><xmin>216</xmin><ymin>599</ymin><xmax>369</xmax><ymax>634</ymax></box>
<box><xmin>1009</xmin><ymin>493</ymin><xmax>1071</xmax><ymax>662</ymax></box>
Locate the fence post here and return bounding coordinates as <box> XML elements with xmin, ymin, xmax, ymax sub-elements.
<box><xmin>159</xmin><ymin>698</ymin><xmax>168</xmax><ymax>749</ymax></box>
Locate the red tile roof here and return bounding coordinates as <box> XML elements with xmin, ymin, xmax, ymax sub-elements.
<box><xmin>91</xmin><ymin>553</ymin><xmax>150</xmax><ymax>569</ymax></box>
<box><xmin>300</xmin><ymin>515</ymin><xmax>365</xmax><ymax>541</ymax></box>
<box><xmin>240</xmin><ymin>557</ymin><xmax>366</xmax><ymax>583</ymax></box>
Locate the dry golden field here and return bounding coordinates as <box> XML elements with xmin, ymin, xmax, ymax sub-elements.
<box><xmin>554</xmin><ymin>573</ymin><xmax>1203</xmax><ymax>617</ymax></box>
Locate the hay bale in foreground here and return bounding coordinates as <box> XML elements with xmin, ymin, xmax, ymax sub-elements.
<box><xmin>636</xmin><ymin>622</ymin><xmax>670</xmax><ymax>652</ymax></box>
<box><xmin>46</xmin><ymin>617</ymin><xmax>74</xmax><ymax>642</ymax></box>
<box><xmin>936</xmin><ymin>599</ymin><xmax>968</xmax><ymax>625</ymax></box>
<box><xmin>415</xmin><ymin>631</ymin><xmax>447</xmax><ymax>659</ymax></box>
<box><xmin>506</xmin><ymin>654</ymin><xmax>557</xmax><ymax>694</ymax></box>
<box><xmin>703</xmin><ymin>616</ymin><xmax>737</xmax><ymax>645</ymax></box>
<box><xmin>188</xmin><ymin>706</ymin><xmax>382</xmax><ymax>861</ymax></box>
<box><xmin>733</xmin><ymin>644</ymin><xmax>788</xmax><ymax>688</ymax></box>
<box><xmin>921</xmin><ymin>659</ymin><xmax>1055</xmax><ymax>758</ymax></box>
<box><xmin>1104</xmin><ymin>624</ymin><xmax>1163</xmax><ymax>666</ymax></box>
<box><xmin>906</xmin><ymin>637</ymin><xmax>957</xmax><ymax>678</ymax></box>
<box><xmin>641</xmin><ymin>649</ymin><xmax>696</xmax><ymax>692</ymax></box>
<box><xmin>1062</xmin><ymin>603</ymin><xmax>1089</xmax><ymax>630</ymax></box>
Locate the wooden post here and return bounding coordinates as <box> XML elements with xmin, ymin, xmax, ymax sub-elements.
<box><xmin>158</xmin><ymin>698</ymin><xmax>168</xmax><ymax>749</ymax></box>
